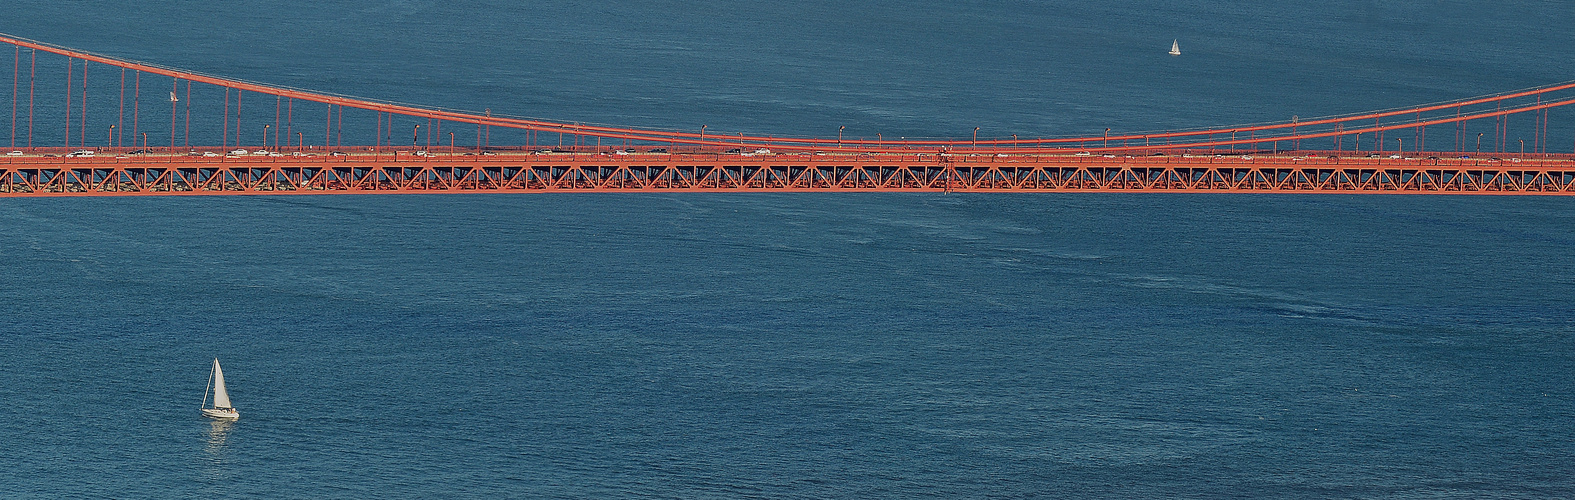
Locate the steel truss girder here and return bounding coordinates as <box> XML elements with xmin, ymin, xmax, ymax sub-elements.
<box><xmin>3</xmin><ymin>159</ymin><xmax>1575</xmax><ymax>195</ymax></box>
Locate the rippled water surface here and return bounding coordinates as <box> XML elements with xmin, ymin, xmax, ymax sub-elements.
<box><xmin>3</xmin><ymin>1</ymin><xmax>1575</xmax><ymax>497</ymax></box>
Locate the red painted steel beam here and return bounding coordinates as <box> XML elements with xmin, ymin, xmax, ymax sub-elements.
<box><xmin>4</xmin><ymin>154</ymin><xmax>1575</xmax><ymax>196</ymax></box>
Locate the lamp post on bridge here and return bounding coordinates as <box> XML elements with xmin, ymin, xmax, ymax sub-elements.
<box><xmin>1103</xmin><ymin>128</ymin><xmax>1109</xmax><ymax>149</ymax></box>
<box><xmin>108</xmin><ymin>125</ymin><xmax>114</xmax><ymax>151</ymax></box>
<box><xmin>449</xmin><ymin>132</ymin><xmax>455</xmax><ymax>153</ymax></box>
<box><xmin>1477</xmin><ymin>133</ymin><xmax>1483</xmax><ymax>154</ymax></box>
<box><xmin>297</xmin><ymin>132</ymin><xmax>303</xmax><ymax>152</ymax></box>
<box><xmin>413</xmin><ymin>124</ymin><xmax>421</xmax><ymax>149</ymax></box>
<box><xmin>838</xmin><ymin>126</ymin><xmax>845</xmax><ymax>148</ymax></box>
<box><xmin>700</xmin><ymin>125</ymin><xmax>707</xmax><ymax>152</ymax></box>
<box><xmin>263</xmin><ymin>124</ymin><xmax>270</xmax><ymax>153</ymax></box>
<box><xmin>141</xmin><ymin>133</ymin><xmax>148</xmax><ymax>151</ymax></box>
<box><xmin>1292</xmin><ymin>116</ymin><xmax>1299</xmax><ymax>151</ymax></box>
<box><xmin>1396</xmin><ymin>138</ymin><xmax>1402</xmax><ymax>155</ymax></box>
<box><xmin>1520</xmin><ymin>139</ymin><xmax>1525</xmax><ymax>155</ymax></box>
<box><xmin>974</xmin><ymin>127</ymin><xmax>980</xmax><ymax>149</ymax></box>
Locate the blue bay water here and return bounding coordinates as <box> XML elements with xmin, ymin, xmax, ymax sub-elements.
<box><xmin>4</xmin><ymin>1</ymin><xmax>1575</xmax><ymax>497</ymax></box>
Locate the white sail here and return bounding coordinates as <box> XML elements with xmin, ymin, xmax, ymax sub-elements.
<box><xmin>1169</xmin><ymin>40</ymin><xmax>1181</xmax><ymax>56</ymax></box>
<box><xmin>212</xmin><ymin>359</ymin><xmax>232</xmax><ymax>409</ymax></box>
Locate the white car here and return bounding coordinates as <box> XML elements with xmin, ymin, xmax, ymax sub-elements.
<box><xmin>203</xmin><ymin>151</ymin><xmax>221</xmax><ymax>157</ymax></box>
<box><xmin>66</xmin><ymin>150</ymin><xmax>96</xmax><ymax>158</ymax></box>
<box><xmin>229</xmin><ymin>149</ymin><xmax>247</xmax><ymax>155</ymax></box>
<box><xmin>268</xmin><ymin>152</ymin><xmax>284</xmax><ymax>157</ymax></box>
<box><xmin>252</xmin><ymin>150</ymin><xmax>269</xmax><ymax>155</ymax></box>
<box><xmin>6</xmin><ymin>150</ymin><xmax>22</xmax><ymax>156</ymax></box>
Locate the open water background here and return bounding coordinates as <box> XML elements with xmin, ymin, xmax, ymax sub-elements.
<box><xmin>3</xmin><ymin>1</ymin><xmax>1575</xmax><ymax>497</ymax></box>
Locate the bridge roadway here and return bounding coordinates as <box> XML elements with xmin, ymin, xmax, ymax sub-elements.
<box><xmin>3</xmin><ymin>148</ymin><xmax>1574</xmax><ymax>196</ymax></box>
<box><xmin>8</xmin><ymin>32</ymin><xmax>1575</xmax><ymax>196</ymax></box>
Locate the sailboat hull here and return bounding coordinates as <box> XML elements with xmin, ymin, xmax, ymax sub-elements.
<box><xmin>202</xmin><ymin>408</ymin><xmax>239</xmax><ymax>420</ymax></box>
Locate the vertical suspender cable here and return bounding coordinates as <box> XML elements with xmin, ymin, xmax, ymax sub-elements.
<box><xmin>170</xmin><ymin>79</ymin><xmax>177</xmax><ymax>150</ymax></box>
<box><xmin>184</xmin><ymin>80</ymin><xmax>190</xmax><ymax>148</ymax></box>
<box><xmin>132</xmin><ymin>70</ymin><xmax>140</xmax><ymax>149</ymax></box>
<box><xmin>64</xmin><ymin>58</ymin><xmax>71</xmax><ymax>148</ymax></box>
<box><xmin>27</xmin><ymin>49</ymin><xmax>34</xmax><ymax>149</ymax></box>
<box><xmin>10</xmin><ymin>45</ymin><xmax>16</xmax><ymax>149</ymax></box>
<box><xmin>80</xmin><ymin>59</ymin><xmax>86</xmax><ymax>148</ymax></box>
<box><xmin>117</xmin><ymin>68</ymin><xmax>124</xmax><ymax>148</ymax></box>
<box><xmin>1531</xmin><ymin>98</ymin><xmax>1539</xmax><ymax>154</ymax></box>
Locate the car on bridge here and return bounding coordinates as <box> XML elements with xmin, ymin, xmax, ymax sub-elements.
<box><xmin>6</xmin><ymin>151</ymin><xmax>21</xmax><ymax>156</ymax></box>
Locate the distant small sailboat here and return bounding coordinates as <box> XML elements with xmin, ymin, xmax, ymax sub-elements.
<box><xmin>1169</xmin><ymin>39</ymin><xmax>1181</xmax><ymax>56</ymax></box>
<box><xmin>200</xmin><ymin>358</ymin><xmax>239</xmax><ymax>420</ymax></box>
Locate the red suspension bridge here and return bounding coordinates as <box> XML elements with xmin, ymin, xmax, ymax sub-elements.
<box><xmin>5</xmin><ymin>33</ymin><xmax>1575</xmax><ymax>196</ymax></box>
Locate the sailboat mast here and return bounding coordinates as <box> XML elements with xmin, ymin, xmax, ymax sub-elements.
<box><xmin>201</xmin><ymin>360</ymin><xmax>214</xmax><ymax>409</ymax></box>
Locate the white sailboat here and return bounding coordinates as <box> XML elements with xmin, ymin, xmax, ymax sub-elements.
<box><xmin>1169</xmin><ymin>39</ymin><xmax>1181</xmax><ymax>56</ymax></box>
<box><xmin>201</xmin><ymin>358</ymin><xmax>239</xmax><ymax>420</ymax></box>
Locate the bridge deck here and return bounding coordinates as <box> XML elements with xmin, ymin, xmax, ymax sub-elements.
<box><xmin>2</xmin><ymin>150</ymin><xmax>1573</xmax><ymax>195</ymax></box>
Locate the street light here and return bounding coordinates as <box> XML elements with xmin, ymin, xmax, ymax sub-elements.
<box><xmin>108</xmin><ymin>125</ymin><xmax>115</xmax><ymax>150</ymax></box>
<box><xmin>141</xmin><ymin>133</ymin><xmax>148</xmax><ymax>150</ymax></box>
<box><xmin>838</xmin><ymin>126</ymin><xmax>845</xmax><ymax>148</ymax></box>
<box><xmin>449</xmin><ymin>132</ymin><xmax>455</xmax><ymax>152</ymax></box>
<box><xmin>1103</xmin><ymin>128</ymin><xmax>1110</xmax><ymax>148</ymax></box>
<box><xmin>413</xmin><ymin>124</ymin><xmax>421</xmax><ymax>148</ymax></box>
<box><xmin>263</xmin><ymin>124</ymin><xmax>270</xmax><ymax>152</ymax></box>
<box><xmin>1396</xmin><ymin>138</ymin><xmax>1402</xmax><ymax>154</ymax></box>
<box><xmin>1291</xmin><ymin>115</ymin><xmax>1299</xmax><ymax>150</ymax></box>
<box><xmin>700</xmin><ymin>125</ymin><xmax>707</xmax><ymax>150</ymax></box>
<box><xmin>297</xmin><ymin>132</ymin><xmax>303</xmax><ymax>152</ymax></box>
<box><xmin>1520</xmin><ymin>139</ymin><xmax>1525</xmax><ymax>155</ymax></box>
<box><xmin>973</xmin><ymin>127</ymin><xmax>980</xmax><ymax>148</ymax></box>
<box><xmin>1477</xmin><ymin>133</ymin><xmax>1483</xmax><ymax>153</ymax></box>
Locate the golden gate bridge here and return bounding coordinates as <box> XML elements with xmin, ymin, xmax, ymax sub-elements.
<box><xmin>6</xmin><ymin>33</ymin><xmax>1575</xmax><ymax>196</ymax></box>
